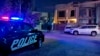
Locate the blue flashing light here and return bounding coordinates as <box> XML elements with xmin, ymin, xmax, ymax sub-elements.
<box><xmin>11</xmin><ymin>17</ymin><xmax>23</xmax><ymax>20</ymax></box>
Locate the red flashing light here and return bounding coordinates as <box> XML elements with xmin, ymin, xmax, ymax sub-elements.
<box><xmin>1</xmin><ymin>16</ymin><xmax>9</xmax><ymax>21</ymax></box>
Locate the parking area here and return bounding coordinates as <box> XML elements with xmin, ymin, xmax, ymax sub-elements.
<box><xmin>44</xmin><ymin>31</ymin><xmax>100</xmax><ymax>41</ymax></box>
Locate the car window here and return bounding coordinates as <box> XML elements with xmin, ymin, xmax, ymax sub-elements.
<box><xmin>0</xmin><ymin>22</ymin><xmax>34</xmax><ymax>33</ymax></box>
<box><xmin>80</xmin><ymin>26</ymin><xmax>88</xmax><ymax>29</ymax></box>
<box><xmin>87</xmin><ymin>26</ymin><xmax>96</xmax><ymax>28</ymax></box>
<box><xmin>80</xmin><ymin>25</ymin><xmax>97</xmax><ymax>29</ymax></box>
<box><xmin>11</xmin><ymin>24</ymin><xmax>22</xmax><ymax>31</ymax></box>
<box><xmin>21</xmin><ymin>23</ymin><xmax>33</xmax><ymax>31</ymax></box>
<box><xmin>0</xmin><ymin>22</ymin><xmax>21</xmax><ymax>32</ymax></box>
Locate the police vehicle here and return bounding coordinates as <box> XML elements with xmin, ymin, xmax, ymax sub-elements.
<box><xmin>0</xmin><ymin>16</ymin><xmax>44</xmax><ymax>55</ymax></box>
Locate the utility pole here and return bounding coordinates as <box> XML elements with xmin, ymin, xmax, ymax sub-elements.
<box><xmin>19</xmin><ymin>0</ymin><xmax>22</xmax><ymax>17</ymax></box>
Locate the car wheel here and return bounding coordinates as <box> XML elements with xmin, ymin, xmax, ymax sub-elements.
<box><xmin>34</xmin><ymin>38</ymin><xmax>42</xmax><ymax>48</ymax></box>
<box><xmin>73</xmin><ymin>31</ymin><xmax>78</xmax><ymax>35</ymax></box>
<box><xmin>91</xmin><ymin>31</ymin><xmax>97</xmax><ymax>36</ymax></box>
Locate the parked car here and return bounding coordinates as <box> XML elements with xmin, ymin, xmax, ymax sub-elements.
<box><xmin>70</xmin><ymin>25</ymin><xmax>100</xmax><ymax>36</ymax></box>
<box><xmin>64</xmin><ymin>25</ymin><xmax>77</xmax><ymax>33</ymax></box>
<box><xmin>0</xmin><ymin>17</ymin><xmax>45</xmax><ymax>56</ymax></box>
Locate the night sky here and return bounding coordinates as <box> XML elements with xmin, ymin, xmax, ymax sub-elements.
<box><xmin>0</xmin><ymin>0</ymin><xmax>5</xmax><ymax>9</ymax></box>
<box><xmin>0</xmin><ymin>0</ymin><xmax>91</xmax><ymax>12</ymax></box>
<box><xmin>35</xmin><ymin>0</ymin><xmax>88</xmax><ymax>12</ymax></box>
<box><xmin>36</xmin><ymin>0</ymin><xmax>85</xmax><ymax>7</ymax></box>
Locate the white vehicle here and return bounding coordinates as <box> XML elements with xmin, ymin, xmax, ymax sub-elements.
<box><xmin>70</xmin><ymin>25</ymin><xmax>100</xmax><ymax>36</ymax></box>
<box><xmin>64</xmin><ymin>25</ymin><xmax>76</xmax><ymax>33</ymax></box>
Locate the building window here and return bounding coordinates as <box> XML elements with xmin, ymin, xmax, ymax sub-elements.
<box><xmin>88</xmin><ymin>8</ymin><xmax>96</xmax><ymax>17</ymax></box>
<box><xmin>79</xmin><ymin>8</ymin><xmax>86</xmax><ymax>17</ymax></box>
<box><xmin>88</xmin><ymin>19</ymin><xmax>92</xmax><ymax>24</ymax></box>
<box><xmin>89</xmin><ymin>9</ymin><xmax>92</xmax><ymax>17</ymax></box>
<box><xmin>58</xmin><ymin>11</ymin><xmax>65</xmax><ymax>17</ymax></box>
<box><xmin>70</xmin><ymin>10</ymin><xmax>75</xmax><ymax>17</ymax></box>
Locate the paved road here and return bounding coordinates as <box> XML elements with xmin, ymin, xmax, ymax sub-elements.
<box><xmin>7</xmin><ymin>31</ymin><xmax>100</xmax><ymax>56</ymax></box>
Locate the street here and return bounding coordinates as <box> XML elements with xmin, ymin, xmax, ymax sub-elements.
<box><xmin>8</xmin><ymin>31</ymin><xmax>100</xmax><ymax>56</ymax></box>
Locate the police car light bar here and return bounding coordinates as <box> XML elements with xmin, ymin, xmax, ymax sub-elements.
<box><xmin>11</xmin><ymin>17</ymin><xmax>23</xmax><ymax>20</ymax></box>
<box><xmin>1</xmin><ymin>16</ymin><xmax>9</xmax><ymax>21</ymax></box>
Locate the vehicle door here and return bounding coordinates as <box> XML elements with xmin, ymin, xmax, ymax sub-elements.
<box><xmin>79</xmin><ymin>26</ymin><xmax>88</xmax><ymax>34</ymax></box>
<box><xmin>3</xmin><ymin>23</ymin><xmax>25</xmax><ymax>51</ymax></box>
<box><xmin>19</xmin><ymin>23</ymin><xmax>38</xmax><ymax>48</ymax></box>
<box><xmin>10</xmin><ymin>23</ymin><xmax>37</xmax><ymax>51</ymax></box>
<box><xmin>10</xmin><ymin>23</ymin><xmax>27</xmax><ymax>51</ymax></box>
<box><xmin>85</xmin><ymin>26</ymin><xmax>96</xmax><ymax>34</ymax></box>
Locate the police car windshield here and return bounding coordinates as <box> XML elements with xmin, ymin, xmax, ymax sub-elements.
<box><xmin>0</xmin><ymin>21</ymin><xmax>22</xmax><ymax>32</ymax></box>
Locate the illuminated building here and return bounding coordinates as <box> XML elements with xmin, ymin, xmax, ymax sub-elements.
<box><xmin>53</xmin><ymin>0</ymin><xmax>100</xmax><ymax>30</ymax></box>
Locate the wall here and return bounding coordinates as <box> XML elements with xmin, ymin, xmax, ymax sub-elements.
<box><xmin>96</xmin><ymin>6</ymin><xmax>100</xmax><ymax>25</ymax></box>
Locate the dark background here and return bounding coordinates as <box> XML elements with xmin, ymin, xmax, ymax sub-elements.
<box><xmin>0</xmin><ymin>0</ymin><xmax>94</xmax><ymax>12</ymax></box>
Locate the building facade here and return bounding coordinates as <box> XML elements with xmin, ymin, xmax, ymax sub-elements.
<box><xmin>53</xmin><ymin>1</ymin><xmax>100</xmax><ymax>30</ymax></box>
